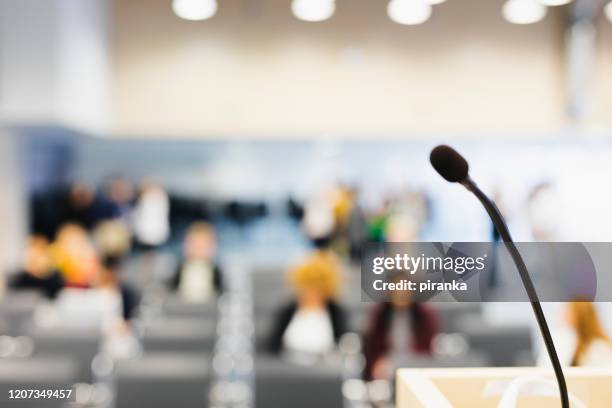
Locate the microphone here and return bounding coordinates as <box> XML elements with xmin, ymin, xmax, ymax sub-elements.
<box><xmin>430</xmin><ymin>145</ymin><xmax>569</xmax><ymax>408</ymax></box>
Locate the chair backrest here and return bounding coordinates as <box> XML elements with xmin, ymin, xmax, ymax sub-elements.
<box><xmin>432</xmin><ymin>302</ymin><xmax>482</xmax><ymax>333</ymax></box>
<box><xmin>393</xmin><ymin>352</ymin><xmax>490</xmax><ymax>370</ymax></box>
<box><xmin>26</xmin><ymin>324</ymin><xmax>101</xmax><ymax>383</ymax></box>
<box><xmin>252</xmin><ymin>269</ymin><xmax>290</xmax><ymax>313</ymax></box>
<box><xmin>459</xmin><ymin>316</ymin><xmax>531</xmax><ymax>366</ymax></box>
<box><xmin>115</xmin><ymin>352</ymin><xmax>210</xmax><ymax>408</ymax></box>
<box><xmin>0</xmin><ymin>291</ymin><xmax>42</xmax><ymax>335</ymax></box>
<box><xmin>255</xmin><ymin>356</ymin><xmax>344</xmax><ymax>408</ymax></box>
<box><xmin>143</xmin><ymin>318</ymin><xmax>217</xmax><ymax>352</ymax></box>
<box><xmin>162</xmin><ymin>295</ymin><xmax>217</xmax><ymax>320</ymax></box>
<box><xmin>0</xmin><ymin>357</ymin><xmax>79</xmax><ymax>408</ymax></box>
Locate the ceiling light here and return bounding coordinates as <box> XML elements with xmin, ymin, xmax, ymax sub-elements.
<box><xmin>387</xmin><ymin>0</ymin><xmax>432</xmax><ymax>26</ymax></box>
<box><xmin>502</xmin><ymin>0</ymin><xmax>547</xmax><ymax>24</ymax></box>
<box><xmin>538</xmin><ymin>0</ymin><xmax>572</xmax><ymax>6</ymax></box>
<box><xmin>605</xmin><ymin>1</ymin><xmax>612</xmax><ymax>22</ymax></box>
<box><xmin>291</xmin><ymin>0</ymin><xmax>335</xmax><ymax>22</ymax></box>
<box><xmin>172</xmin><ymin>0</ymin><xmax>217</xmax><ymax>21</ymax></box>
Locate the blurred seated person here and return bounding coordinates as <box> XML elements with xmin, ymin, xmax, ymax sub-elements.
<box><xmin>92</xmin><ymin>219</ymin><xmax>132</xmax><ymax>259</ymax></box>
<box><xmin>363</xmin><ymin>275</ymin><xmax>438</xmax><ymax>381</ymax></box>
<box><xmin>63</xmin><ymin>183</ymin><xmax>96</xmax><ymax>230</ymax></box>
<box><xmin>267</xmin><ymin>251</ymin><xmax>347</xmax><ymax>363</ymax></box>
<box><xmin>170</xmin><ymin>222</ymin><xmax>223</xmax><ymax>303</ymax></box>
<box><xmin>10</xmin><ymin>236</ymin><xmax>64</xmax><ymax>299</ymax></box>
<box><xmin>95</xmin><ymin>255</ymin><xmax>141</xmax><ymax>358</ymax></box>
<box><xmin>97</xmin><ymin>255</ymin><xmax>140</xmax><ymax>323</ymax></box>
<box><xmin>96</xmin><ymin>175</ymin><xmax>135</xmax><ymax>222</ymax></box>
<box><xmin>132</xmin><ymin>182</ymin><xmax>170</xmax><ymax>251</ymax></box>
<box><xmin>302</xmin><ymin>190</ymin><xmax>335</xmax><ymax>248</ymax></box>
<box><xmin>567</xmin><ymin>301</ymin><xmax>612</xmax><ymax>367</ymax></box>
<box><xmin>48</xmin><ymin>256</ymin><xmax>139</xmax><ymax>333</ymax></box>
<box><xmin>53</xmin><ymin>223</ymin><xmax>99</xmax><ymax>287</ymax></box>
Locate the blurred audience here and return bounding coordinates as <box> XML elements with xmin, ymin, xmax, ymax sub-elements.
<box><xmin>267</xmin><ymin>249</ymin><xmax>347</xmax><ymax>362</ymax></box>
<box><xmin>170</xmin><ymin>222</ymin><xmax>223</xmax><ymax>303</ymax></box>
<box><xmin>567</xmin><ymin>301</ymin><xmax>612</xmax><ymax>367</ymax></box>
<box><xmin>9</xmin><ymin>236</ymin><xmax>64</xmax><ymax>299</ymax></box>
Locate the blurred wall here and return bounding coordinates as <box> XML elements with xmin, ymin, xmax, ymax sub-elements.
<box><xmin>111</xmin><ymin>0</ymin><xmax>568</xmax><ymax>137</ymax></box>
<box><xmin>593</xmin><ymin>15</ymin><xmax>612</xmax><ymax>126</ymax></box>
<box><xmin>0</xmin><ymin>0</ymin><xmax>111</xmax><ymax>133</ymax></box>
<box><xmin>0</xmin><ymin>132</ymin><xmax>26</xmax><ymax>274</ymax></box>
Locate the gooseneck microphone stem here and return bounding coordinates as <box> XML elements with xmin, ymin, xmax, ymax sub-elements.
<box><xmin>462</xmin><ymin>177</ymin><xmax>570</xmax><ymax>408</ymax></box>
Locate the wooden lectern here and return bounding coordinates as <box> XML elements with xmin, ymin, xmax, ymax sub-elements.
<box><xmin>397</xmin><ymin>367</ymin><xmax>612</xmax><ymax>407</ymax></box>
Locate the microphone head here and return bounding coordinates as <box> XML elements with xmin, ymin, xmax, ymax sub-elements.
<box><xmin>430</xmin><ymin>145</ymin><xmax>469</xmax><ymax>183</ymax></box>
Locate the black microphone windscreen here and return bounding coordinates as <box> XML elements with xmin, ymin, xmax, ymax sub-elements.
<box><xmin>430</xmin><ymin>145</ymin><xmax>469</xmax><ymax>183</ymax></box>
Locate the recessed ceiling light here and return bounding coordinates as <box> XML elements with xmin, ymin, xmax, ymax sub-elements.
<box><xmin>387</xmin><ymin>0</ymin><xmax>433</xmax><ymax>26</ymax></box>
<box><xmin>605</xmin><ymin>1</ymin><xmax>612</xmax><ymax>22</ymax></box>
<box><xmin>172</xmin><ymin>0</ymin><xmax>217</xmax><ymax>21</ymax></box>
<box><xmin>538</xmin><ymin>0</ymin><xmax>572</xmax><ymax>6</ymax></box>
<box><xmin>502</xmin><ymin>0</ymin><xmax>547</xmax><ymax>25</ymax></box>
<box><xmin>291</xmin><ymin>0</ymin><xmax>336</xmax><ymax>22</ymax></box>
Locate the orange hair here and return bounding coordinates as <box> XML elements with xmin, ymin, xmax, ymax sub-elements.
<box><xmin>289</xmin><ymin>251</ymin><xmax>342</xmax><ymax>299</ymax></box>
<box><xmin>570</xmin><ymin>301</ymin><xmax>611</xmax><ymax>366</ymax></box>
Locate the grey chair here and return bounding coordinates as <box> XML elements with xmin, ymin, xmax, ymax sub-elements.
<box><xmin>0</xmin><ymin>291</ymin><xmax>42</xmax><ymax>335</ymax></box>
<box><xmin>162</xmin><ymin>295</ymin><xmax>218</xmax><ymax>320</ymax></box>
<box><xmin>143</xmin><ymin>318</ymin><xmax>217</xmax><ymax>352</ymax></box>
<box><xmin>26</xmin><ymin>324</ymin><xmax>101</xmax><ymax>383</ymax></box>
<box><xmin>431</xmin><ymin>302</ymin><xmax>482</xmax><ymax>333</ymax></box>
<box><xmin>458</xmin><ymin>316</ymin><xmax>532</xmax><ymax>366</ymax></box>
<box><xmin>255</xmin><ymin>356</ymin><xmax>344</xmax><ymax>408</ymax></box>
<box><xmin>252</xmin><ymin>270</ymin><xmax>290</xmax><ymax>314</ymax></box>
<box><xmin>0</xmin><ymin>316</ymin><xmax>9</xmax><ymax>335</ymax></box>
<box><xmin>393</xmin><ymin>352</ymin><xmax>490</xmax><ymax>370</ymax></box>
<box><xmin>0</xmin><ymin>357</ymin><xmax>79</xmax><ymax>408</ymax></box>
<box><xmin>115</xmin><ymin>352</ymin><xmax>210</xmax><ymax>408</ymax></box>
<box><xmin>254</xmin><ymin>314</ymin><xmax>274</xmax><ymax>351</ymax></box>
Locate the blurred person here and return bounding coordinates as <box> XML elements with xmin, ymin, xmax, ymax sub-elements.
<box><xmin>63</xmin><ymin>182</ymin><xmax>96</xmax><ymax>230</ymax></box>
<box><xmin>367</xmin><ymin>201</ymin><xmax>390</xmax><ymax>243</ymax></box>
<box><xmin>385</xmin><ymin>213</ymin><xmax>419</xmax><ymax>242</ymax></box>
<box><xmin>528</xmin><ymin>181</ymin><xmax>561</xmax><ymax>241</ymax></box>
<box><xmin>267</xmin><ymin>250</ymin><xmax>348</xmax><ymax>362</ymax></box>
<box><xmin>9</xmin><ymin>236</ymin><xmax>64</xmax><ymax>299</ymax></box>
<box><xmin>301</xmin><ymin>191</ymin><xmax>335</xmax><ymax>248</ymax></box>
<box><xmin>94</xmin><ymin>255</ymin><xmax>141</xmax><ymax>358</ymax></box>
<box><xmin>132</xmin><ymin>182</ymin><xmax>170</xmax><ymax>250</ymax></box>
<box><xmin>96</xmin><ymin>255</ymin><xmax>140</xmax><ymax>323</ymax></box>
<box><xmin>92</xmin><ymin>219</ymin><xmax>132</xmax><ymax>258</ymax></box>
<box><xmin>332</xmin><ymin>184</ymin><xmax>353</xmax><ymax>231</ymax></box>
<box><xmin>362</xmin><ymin>274</ymin><xmax>438</xmax><ymax>381</ymax></box>
<box><xmin>170</xmin><ymin>222</ymin><xmax>223</xmax><ymax>303</ymax></box>
<box><xmin>385</xmin><ymin>190</ymin><xmax>429</xmax><ymax>242</ymax></box>
<box><xmin>96</xmin><ymin>175</ymin><xmax>135</xmax><ymax>222</ymax></box>
<box><xmin>566</xmin><ymin>301</ymin><xmax>612</xmax><ymax>367</ymax></box>
<box><xmin>331</xmin><ymin>184</ymin><xmax>353</xmax><ymax>249</ymax></box>
<box><xmin>346</xmin><ymin>186</ymin><xmax>367</xmax><ymax>262</ymax></box>
<box><xmin>47</xmin><ymin>255</ymin><xmax>138</xmax><ymax>333</ymax></box>
<box><xmin>53</xmin><ymin>223</ymin><xmax>99</xmax><ymax>287</ymax></box>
